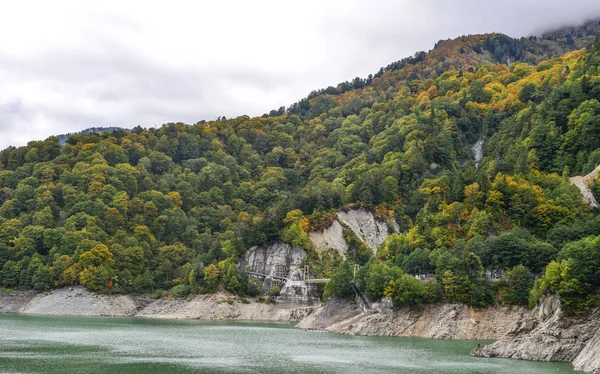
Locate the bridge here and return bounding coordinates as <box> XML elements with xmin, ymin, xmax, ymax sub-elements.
<box><xmin>301</xmin><ymin>264</ymin><xmax>363</xmax><ymax>284</ymax></box>
<box><xmin>302</xmin><ymin>265</ymin><xmax>330</xmax><ymax>284</ymax></box>
<box><xmin>245</xmin><ymin>264</ymin><xmax>373</xmax><ymax>310</ymax></box>
<box><xmin>245</xmin><ymin>264</ymin><xmax>369</xmax><ymax>287</ymax></box>
<box><xmin>245</xmin><ymin>267</ymin><xmax>330</xmax><ymax>284</ymax></box>
<box><xmin>246</xmin><ymin>271</ymin><xmax>288</xmax><ymax>282</ymax></box>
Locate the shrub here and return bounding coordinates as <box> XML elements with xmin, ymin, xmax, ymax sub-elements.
<box><xmin>269</xmin><ymin>285</ymin><xmax>281</xmax><ymax>297</ymax></box>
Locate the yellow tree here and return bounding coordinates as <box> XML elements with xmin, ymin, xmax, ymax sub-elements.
<box><xmin>281</xmin><ymin>209</ymin><xmax>310</xmax><ymax>249</ymax></box>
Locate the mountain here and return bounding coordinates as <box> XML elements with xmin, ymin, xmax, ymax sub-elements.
<box><xmin>285</xmin><ymin>19</ymin><xmax>600</xmax><ymax>121</ymax></box>
<box><xmin>0</xmin><ymin>20</ymin><xmax>600</xmax><ymax>320</ymax></box>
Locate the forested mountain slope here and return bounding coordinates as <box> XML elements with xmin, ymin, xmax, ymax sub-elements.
<box><xmin>1</xmin><ymin>20</ymin><xmax>600</xmax><ymax>314</ymax></box>
<box><xmin>56</xmin><ymin>128</ymin><xmax>130</xmax><ymax>146</ymax></box>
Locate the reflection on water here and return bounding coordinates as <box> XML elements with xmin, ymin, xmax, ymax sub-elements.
<box><xmin>0</xmin><ymin>314</ymin><xmax>576</xmax><ymax>374</ymax></box>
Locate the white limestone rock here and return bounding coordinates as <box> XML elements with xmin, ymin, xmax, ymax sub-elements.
<box><xmin>472</xmin><ymin>296</ymin><xmax>599</xmax><ymax>365</ymax></box>
<box><xmin>337</xmin><ymin>209</ymin><xmax>394</xmax><ymax>253</ymax></box>
<box><xmin>239</xmin><ymin>242</ymin><xmax>318</xmax><ymax>301</ymax></box>
<box><xmin>573</xmin><ymin>326</ymin><xmax>600</xmax><ymax>374</ymax></box>
<box><xmin>309</xmin><ymin>220</ymin><xmax>349</xmax><ymax>258</ymax></box>
<box><xmin>239</xmin><ymin>242</ymin><xmax>305</xmax><ymax>277</ymax></box>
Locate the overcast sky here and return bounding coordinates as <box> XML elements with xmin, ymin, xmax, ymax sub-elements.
<box><xmin>1</xmin><ymin>0</ymin><xmax>599</xmax><ymax>150</ymax></box>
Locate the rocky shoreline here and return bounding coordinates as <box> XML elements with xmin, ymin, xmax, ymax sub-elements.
<box><xmin>0</xmin><ymin>287</ymin><xmax>317</xmax><ymax>321</ymax></box>
<box><xmin>297</xmin><ymin>298</ymin><xmax>528</xmax><ymax>340</ymax></box>
<box><xmin>3</xmin><ymin>287</ymin><xmax>599</xmax><ymax>373</ymax></box>
<box><xmin>471</xmin><ymin>296</ymin><xmax>600</xmax><ymax>374</ymax></box>
<box><xmin>0</xmin><ymin>287</ymin><xmax>523</xmax><ymax>340</ymax></box>
<box><xmin>301</xmin><ymin>298</ymin><xmax>600</xmax><ymax>373</ymax></box>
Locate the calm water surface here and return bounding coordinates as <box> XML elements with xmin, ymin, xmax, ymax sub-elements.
<box><xmin>0</xmin><ymin>314</ymin><xmax>576</xmax><ymax>374</ymax></box>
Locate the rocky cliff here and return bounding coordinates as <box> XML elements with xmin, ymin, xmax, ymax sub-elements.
<box><xmin>337</xmin><ymin>209</ymin><xmax>395</xmax><ymax>253</ymax></box>
<box><xmin>297</xmin><ymin>299</ymin><xmax>526</xmax><ymax>340</ymax></box>
<box><xmin>573</xmin><ymin>327</ymin><xmax>600</xmax><ymax>374</ymax></box>
<box><xmin>239</xmin><ymin>242</ymin><xmax>305</xmax><ymax>279</ymax></box>
<box><xmin>238</xmin><ymin>242</ymin><xmax>319</xmax><ymax>302</ymax></box>
<box><xmin>472</xmin><ymin>296</ymin><xmax>600</xmax><ymax>373</ymax></box>
<box><xmin>309</xmin><ymin>209</ymin><xmax>399</xmax><ymax>256</ymax></box>
<box><xmin>309</xmin><ymin>220</ymin><xmax>348</xmax><ymax>257</ymax></box>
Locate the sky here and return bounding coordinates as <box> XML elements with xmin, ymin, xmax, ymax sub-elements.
<box><xmin>1</xmin><ymin>0</ymin><xmax>600</xmax><ymax>150</ymax></box>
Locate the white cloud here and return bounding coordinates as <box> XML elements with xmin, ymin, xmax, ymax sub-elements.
<box><xmin>0</xmin><ymin>0</ymin><xmax>599</xmax><ymax>149</ymax></box>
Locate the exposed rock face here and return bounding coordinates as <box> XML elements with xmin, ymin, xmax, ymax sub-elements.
<box><xmin>307</xmin><ymin>209</ymin><xmax>399</xmax><ymax>257</ymax></box>
<box><xmin>0</xmin><ymin>289</ymin><xmax>38</xmax><ymax>313</ymax></box>
<box><xmin>309</xmin><ymin>220</ymin><xmax>348</xmax><ymax>258</ymax></box>
<box><xmin>238</xmin><ymin>242</ymin><xmax>318</xmax><ymax>302</ymax></box>
<box><xmin>337</xmin><ymin>209</ymin><xmax>394</xmax><ymax>253</ymax></box>
<box><xmin>0</xmin><ymin>287</ymin><xmax>316</xmax><ymax>322</ymax></box>
<box><xmin>297</xmin><ymin>299</ymin><xmax>526</xmax><ymax>340</ymax></box>
<box><xmin>570</xmin><ymin>164</ymin><xmax>600</xmax><ymax>208</ymax></box>
<box><xmin>1</xmin><ymin>286</ymin><xmax>140</xmax><ymax>316</ymax></box>
<box><xmin>136</xmin><ymin>292</ymin><xmax>316</xmax><ymax>321</ymax></box>
<box><xmin>278</xmin><ymin>267</ymin><xmax>320</xmax><ymax>303</ymax></box>
<box><xmin>296</xmin><ymin>299</ymin><xmax>361</xmax><ymax>330</ymax></box>
<box><xmin>573</xmin><ymin>327</ymin><xmax>600</xmax><ymax>374</ymax></box>
<box><xmin>26</xmin><ymin>287</ymin><xmax>139</xmax><ymax>316</ymax></box>
<box><xmin>240</xmin><ymin>242</ymin><xmax>305</xmax><ymax>277</ymax></box>
<box><xmin>472</xmin><ymin>296</ymin><xmax>600</xmax><ymax>371</ymax></box>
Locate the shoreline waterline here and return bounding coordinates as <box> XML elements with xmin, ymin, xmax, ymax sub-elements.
<box><xmin>0</xmin><ymin>314</ymin><xmax>577</xmax><ymax>374</ymax></box>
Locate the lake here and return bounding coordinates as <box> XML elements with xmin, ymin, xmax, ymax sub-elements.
<box><xmin>0</xmin><ymin>314</ymin><xmax>576</xmax><ymax>373</ymax></box>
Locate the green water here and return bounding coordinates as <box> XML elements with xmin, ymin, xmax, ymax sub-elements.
<box><xmin>0</xmin><ymin>314</ymin><xmax>576</xmax><ymax>374</ymax></box>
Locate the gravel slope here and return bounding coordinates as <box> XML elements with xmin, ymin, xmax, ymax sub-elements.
<box><xmin>0</xmin><ymin>287</ymin><xmax>316</xmax><ymax>321</ymax></box>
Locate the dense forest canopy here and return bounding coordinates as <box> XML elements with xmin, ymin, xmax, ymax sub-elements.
<box><xmin>2</xmin><ymin>21</ymin><xmax>600</xmax><ymax>314</ymax></box>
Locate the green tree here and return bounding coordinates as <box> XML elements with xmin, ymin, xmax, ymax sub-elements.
<box><xmin>224</xmin><ymin>263</ymin><xmax>242</xmax><ymax>294</ymax></box>
<box><xmin>501</xmin><ymin>264</ymin><xmax>534</xmax><ymax>306</ymax></box>
<box><xmin>203</xmin><ymin>264</ymin><xmax>221</xmax><ymax>292</ymax></box>
<box><xmin>442</xmin><ymin>270</ymin><xmax>470</xmax><ymax>303</ymax></box>
<box><xmin>386</xmin><ymin>273</ymin><xmax>424</xmax><ymax>307</ymax></box>
<box><xmin>323</xmin><ymin>261</ymin><xmax>354</xmax><ymax>300</ymax></box>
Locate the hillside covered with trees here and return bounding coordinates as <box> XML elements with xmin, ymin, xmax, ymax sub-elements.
<box><xmin>2</xmin><ymin>20</ymin><xmax>600</xmax><ymax>314</ymax></box>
